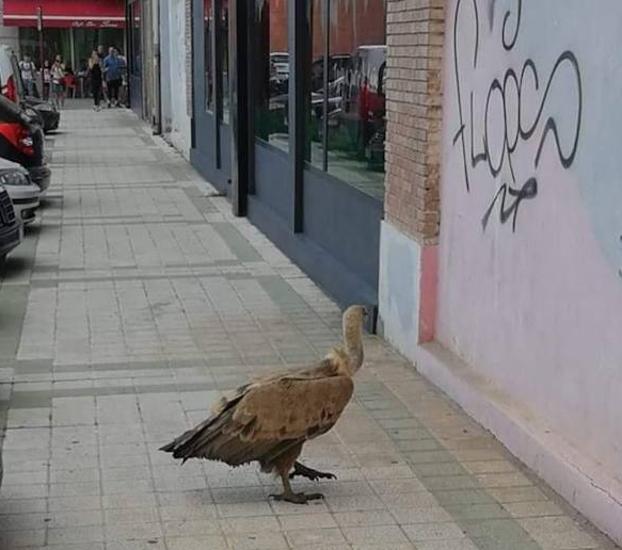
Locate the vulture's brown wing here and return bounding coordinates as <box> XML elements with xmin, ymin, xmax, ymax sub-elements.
<box><xmin>160</xmin><ymin>354</ymin><xmax>352</xmax><ymax>466</ymax></box>
<box><xmin>231</xmin><ymin>374</ymin><xmax>354</xmax><ymax>442</ymax></box>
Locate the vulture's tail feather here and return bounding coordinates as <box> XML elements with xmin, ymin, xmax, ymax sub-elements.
<box><xmin>159</xmin><ymin>412</ymin><xmax>227</xmax><ymax>461</ymax></box>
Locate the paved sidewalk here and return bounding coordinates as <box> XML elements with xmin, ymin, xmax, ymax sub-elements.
<box><xmin>0</xmin><ymin>104</ymin><xmax>617</xmax><ymax>550</ymax></box>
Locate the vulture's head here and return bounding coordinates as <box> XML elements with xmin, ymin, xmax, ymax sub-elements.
<box><xmin>343</xmin><ymin>305</ymin><xmax>368</xmax><ymax>330</ymax></box>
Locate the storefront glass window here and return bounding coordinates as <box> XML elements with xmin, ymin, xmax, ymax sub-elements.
<box><xmin>19</xmin><ymin>28</ymin><xmax>71</xmax><ymax>70</ymax></box>
<box><xmin>253</xmin><ymin>0</ymin><xmax>289</xmax><ymax>152</ymax></box>
<box><xmin>205</xmin><ymin>0</ymin><xmax>214</xmax><ymax>111</ymax></box>
<box><xmin>131</xmin><ymin>2</ymin><xmax>142</xmax><ymax>77</ymax></box>
<box><xmin>220</xmin><ymin>1</ymin><xmax>230</xmax><ymax>123</ymax></box>
<box><xmin>306</xmin><ymin>0</ymin><xmax>386</xmax><ymax>201</ymax></box>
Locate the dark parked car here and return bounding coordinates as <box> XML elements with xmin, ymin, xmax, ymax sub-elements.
<box><xmin>20</xmin><ymin>95</ymin><xmax>59</xmax><ymax>134</ymax></box>
<box><xmin>0</xmin><ymin>183</ymin><xmax>23</xmax><ymax>262</ymax></box>
<box><xmin>311</xmin><ymin>54</ymin><xmax>353</xmax><ymax>92</ymax></box>
<box><xmin>0</xmin><ymin>94</ymin><xmax>51</xmax><ymax>195</ymax></box>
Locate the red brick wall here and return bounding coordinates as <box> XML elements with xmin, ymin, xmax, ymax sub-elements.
<box><xmin>384</xmin><ymin>0</ymin><xmax>445</xmax><ymax>244</ymax></box>
<box><xmin>268</xmin><ymin>0</ymin><xmax>387</xmax><ymax>60</ymax></box>
<box><xmin>269</xmin><ymin>0</ymin><xmax>288</xmax><ymax>52</ymax></box>
<box><xmin>309</xmin><ymin>0</ymin><xmax>387</xmax><ymax>59</ymax></box>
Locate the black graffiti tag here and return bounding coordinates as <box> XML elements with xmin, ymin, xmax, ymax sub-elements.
<box><xmin>452</xmin><ymin>0</ymin><xmax>583</xmax><ymax>232</ymax></box>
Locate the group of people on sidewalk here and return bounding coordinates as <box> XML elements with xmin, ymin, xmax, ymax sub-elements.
<box><xmin>88</xmin><ymin>45</ymin><xmax>127</xmax><ymax>111</ymax></box>
<box><xmin>20</xmin><ymin>54</ymin><xmax>76</xmax><ymax>109</ymax></box>
<box><xmin>17</xmin><ymin>44</ymin><xmax>126</xmax><ymax>111</ymax></box>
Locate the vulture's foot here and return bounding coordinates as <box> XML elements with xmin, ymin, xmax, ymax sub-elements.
<box><xmin>290</xmin><ymin>461</ymin><xmax>337</xmax><ymax>481</ymax></box>
<box><xmin>270</xmin><ymin>491</ymin><xmax>324</xmax><ymax>504</ymax></box>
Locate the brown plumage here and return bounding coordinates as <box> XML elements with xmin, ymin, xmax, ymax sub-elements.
<box><xmin>160</xmin><ymin>305</ymin><xmax>367</xmax><ymax>503</ymax></box>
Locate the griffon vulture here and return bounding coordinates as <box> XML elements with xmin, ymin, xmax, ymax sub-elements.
<box><xmin>160</xmin><ymin>305</ymin><xmax>367</xmax><ymax>503</ymax></box>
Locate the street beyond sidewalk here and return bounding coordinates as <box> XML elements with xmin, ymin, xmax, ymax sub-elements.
<box><xmin>0</xmin><ymin>104</ymin><xmax>616</xmax><ymax>550</ymax></box>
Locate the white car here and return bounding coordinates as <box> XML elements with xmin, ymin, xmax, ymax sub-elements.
<box><xmin>0</xmin><ymin>157</ymin><xmax>40</xmax><ymax>224</ymax></box>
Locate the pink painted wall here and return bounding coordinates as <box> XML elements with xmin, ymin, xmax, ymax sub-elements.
<box><xmin>438</xmin><ymin>0</ymin><xmax>622</xmax><ymax>482</ymax></box>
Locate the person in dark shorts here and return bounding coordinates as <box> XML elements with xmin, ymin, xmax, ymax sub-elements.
<box><xmin>88</xmin><ymin>51</ymin><xmax>103</xmax><ymax>111</ymax></box>
<box><xmin>103</xmin><ymin>47</ymin><xmax>126</xmax><ymax>108</ymax></box>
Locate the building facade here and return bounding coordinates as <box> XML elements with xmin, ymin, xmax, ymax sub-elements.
<box><xmin>131</xmin><ymin>0</ymin><xmax>387</xmax><ymax>312</ymax></box>
<box><xmin>128</xmin><ymin>1</ymin><xmax>622</xmax><ymax>543</ymax></box>
<box><xmin>127</xmin><ymin>0</ymin><xmax>158</xmax><ymax>127</ymax></box>
<box><xmin>380</xmin><ymin>0</ymin><xmax>622</xmax><ymax>544</ymax></box>
<box><xmin>191</xmin><ymin>0</ymin><xmax>388</xmax><ymax>314</ymax></box>
<box><xmin>2</xmin><ymin>0</ymin><xmax>125</xmax><ymax>77</ymax></box>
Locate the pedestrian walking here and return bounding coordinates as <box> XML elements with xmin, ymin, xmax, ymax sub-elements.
<box><xmin>96</xmin><ymin>44</ymin><xmax>108</xmax><ymax>105</ymax></box>
<box><xmin>19</xmin><ymin>55</ymin><xmax>36</xmax><ymax>97</ymax></box>
<box><xmin>42</xmin><ymin>60</ymin><xmax>51</xmax><ymax>100</ymax></box>
<box><xmin>88</xmin><ymin>51</ymin><xmax>103</xmax><ymax>111</ymax></box>
<box><xmin>64</xmin><ymin>68</ymin><xmax>77</xmax><ymax>98</ymax></box>
<box><xmin>50</xmin><ymin>55</ymin><xmax>65</xmax><ymax>109</ymax></box>
<box><xmin>103</xmin><ymin>47</ymin><xmax>125</xmax><ymax>108</ymax></box>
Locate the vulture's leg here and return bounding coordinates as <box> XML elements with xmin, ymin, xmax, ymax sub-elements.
<box><xmin>270</xmin><ymin>471</ymin><xmax>324</xmax><ymax>504</ymax></box>
<box><xmin>290</xmin><ymin>461</ymin><xmax>337</xmax><ymax>481</ymax></box>
<box><xmin>268</xmin><ymin>443</ymin><xmax>324</xmax><ymax>504</ymax></box>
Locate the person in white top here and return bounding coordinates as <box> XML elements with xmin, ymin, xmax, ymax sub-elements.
<box><xmin>50</xmin><ymin>55</ymin><xmax>66</xmax><ymax>109</ymax></box>
<box><xmin>42</xmin><ymin>60</ymin><xmax>51</xmax><ymax>100</ymax></box>
<box><xmin>19</xmin><ymin>55</ymin><xmax>36</xmax><ymax>97</ymax></box>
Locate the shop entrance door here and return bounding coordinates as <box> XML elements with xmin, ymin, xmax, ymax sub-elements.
<box><xmin>191</xmin><ymin>0</ymin><xmax>231</xmax><ymax>194</ymax></box>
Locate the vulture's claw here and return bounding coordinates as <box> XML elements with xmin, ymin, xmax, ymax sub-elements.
<box><xmin>290</xmin><ymin>461</ymin><xmax>337</xmax><ymax>481</ymax></box>
<box><xmin>270</xmin><ymin>491</ymin><xmax>325</xmax><ymax>504</ymax></box>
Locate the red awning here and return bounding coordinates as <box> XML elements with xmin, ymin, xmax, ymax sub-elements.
<box><xmin>3</xmin><ymin>0</ymin><xmax>125</xmax><ymax>29</ymax></box>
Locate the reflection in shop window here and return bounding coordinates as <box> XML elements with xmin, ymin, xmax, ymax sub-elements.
<box><xmin>205</xmin><ymin>0</ymin><xmax>214</xmax><ymax>111</ymax></box>
<box><xmin>253</xmin><ymin>0</ymin><xmax>289</xmax><ymax>151</ymax></box>
<box><xmin>306</xmin><ymin>0</ymin><xmax>386</xmax><ymax>201</ymax></box>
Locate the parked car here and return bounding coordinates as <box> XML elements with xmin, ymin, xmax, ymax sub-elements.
<box><xmin>326</xmin><ymin>45</ymin><xmax>386</xmax><ymax>170</ymax></box>
<box><xmin>311</xmin><ymin>54</ymin><xmax>353</xmax><ymax>92</ymax></box>
<box><xmin>351</xmin><ymin>46</ymin><xmax>386</xmax><ymax>121</ymax></box>
<box><xmin>0</xmin><ymin>45</ymin><xmax>60</xmax><ymax>133</ymax></box>
<box><xmin>19</xmin><ymin>94</ymin><xmax>59</xmax><ymax>134</ymax></box>
<box><xmin>0</xmin><ymin>158</ymin><xmax>40</xmax><ymax>224</ymax></box>
<box><xmin>0</xmin><ymin>93</ymin><xmax>51</xmax><ymax>195</ymax></box>
<box><xmin>0</xmin><ymin>183</ymin><xmax>23</xmax><ymax>262</ymax></box>
<box><xmin>269</xmin><ymin>52</ymin><xmax>290</xmax><ymax>82</ymax></box>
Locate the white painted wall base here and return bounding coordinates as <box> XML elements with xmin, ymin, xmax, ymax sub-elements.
<box><xmin>413</xmin><ymin>341</ymin><xmax>622</xmax><ymax>546</ymax></box>
<box><xmin>378</xmin><ymin>221</ymin><xmax>422</xmax><ymax>360</ymax></box>
<box><xmin>162</xmin><ymin>130</ymin><xmax>190</xmax><ymax>161</ymax></box>
<box><xmin>159</xmin><ymin>0</ymin><xmax>191</xmax><ymax>161</ymax></box>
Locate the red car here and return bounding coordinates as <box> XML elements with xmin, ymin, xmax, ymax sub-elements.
<box><xmin>0</xmin><ymin>92</ymin><xmax>50</xmax><ymax>195</ymax></box>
